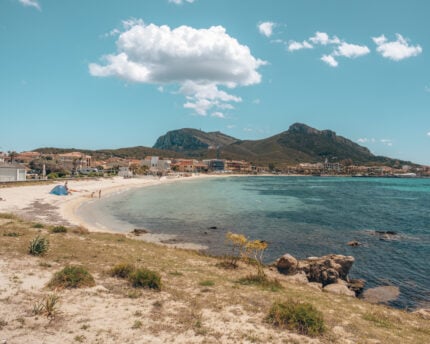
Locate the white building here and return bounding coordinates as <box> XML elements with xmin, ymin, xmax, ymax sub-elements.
<box><xmin>118</xmin><ymin>166</ymin><xmax>133</xmax><ymax>178</ymax></box>
<box><xmin>0</xmin><ymin>163</ymin><xmax>27</xmax><ymax>182</ymax></box>
<box><xmin>141</xmin><ymin>156</ymin><xmax>171</xmax><ymax>173</ymax></box>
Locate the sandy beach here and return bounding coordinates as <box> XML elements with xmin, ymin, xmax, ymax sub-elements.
<box><xmin>0</xmin><ymin>175</ymin><xmax>211</xmax><ymax>233</ymax></box>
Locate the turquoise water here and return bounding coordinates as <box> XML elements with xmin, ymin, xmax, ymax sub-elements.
<box><xmin>84</xmin><ymin>176</ymin><xmax>430</xmax><ymax>309</ymax></box>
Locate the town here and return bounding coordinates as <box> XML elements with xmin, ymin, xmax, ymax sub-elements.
<box><xmin>0</xmin><ymin>150</ymin><xmax>428</xmax><ymax>182</ymax></box>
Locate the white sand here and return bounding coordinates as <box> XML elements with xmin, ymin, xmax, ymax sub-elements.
<box><xmin>0</xmin><ymin>175</ymin><xmax>206</xmax><ymax>228</ymax></box>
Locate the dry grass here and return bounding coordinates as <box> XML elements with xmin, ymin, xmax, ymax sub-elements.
<box><xmin>0</xmin><ymin>215</ymin><xmax>429</xmax><ymax>343</ymax></box>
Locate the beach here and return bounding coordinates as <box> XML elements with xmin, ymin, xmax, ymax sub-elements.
<box><xmin>0</xmin><ymin>175</ymin><xmax>211</xmax><ymax>233</ymax></box>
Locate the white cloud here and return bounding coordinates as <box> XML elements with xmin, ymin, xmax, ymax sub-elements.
<box><xmin>168</xmin><ymin>0</ymin><xmax>195</xmax><ymax>4</ymax></box>
<box><xmin>380</xmin><ymin>139</ymin><xmax>393</xmax><ymax>147</ymax></box>
<box><xmin>90</xmin><ymin>21</ymin><xmax>265</xmax><ymax>116</ymax></box>
<box><xmin>357</xmin><ymin>138</ymin><xmax>376</xmax><ymax>144</ymax></box>
<box><xmin>226</xmin><ymin>125</ymin><xmax>235</xmax><ymax>129</ymax></box>
<box><xmin>427</xmin><ymin>132</ymin><xmax>430</xmax><ymax>137</ymax></box>
<box><xmin>288</xmin><ymin>40</ymin><xmax>313</xmax><ymax>52</ymax></box>
<box><xmin>372</xmin><ymin>34</ymin><xmax>422</xmax><ymax>61</ymax></box>
<box><xmin>211</xmin><ymin>112</ymin><xmax>225</xmax><ymax>119</ymax></box>
<box><xmin>321</xmin><ymin>54</ymin><xmax>338</xmax><ymax>67</ymax></box>
<box><xmin>425</xmin><ymin>86</ymin><xmax>430</xmax><ymax>93</ymax></box>
<box><xmin>334</xmin><ymin>42</ymin><xmax>370</xmax><ymax>58</ymax></box>
<box><xmin>258</xmin><ymin>22</ymin><xmax>275</xmax><ymax>38</ymax></box>
<box><xmin>309</xmin><ymin>32</ymin><xmax>340</xmax><ymax>45</ymax></box>
<box><xmin>19</xmin><ymin>0</ymin><xmax>41</xmax><ymax>10</ymax></box>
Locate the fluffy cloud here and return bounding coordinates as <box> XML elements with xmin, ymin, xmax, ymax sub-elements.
<box><xmin>19</xmin><ymin>0</ymin><xmax>40</xmax><ymax>10</ymax></box>
<box><xmin>168</xmin><ymin>0</ymin><xmax>195</xmax><ymax>4</ymax></box>
<box><xmin>258</xmin><ymin>22</ymin><xmax>275</xmax><ymax>38</ymax></box>
<box><xmin>427</xmin><ymin>132</ymin><xmax>430</xmax><ymax>137</ymax></box>
<box><xmin>321</xmin><ymin>54</ymin><xmax>338</xmax><ymax>67</ymax></box>
<box><xmin>357</xmin><ymin>138</ymin><xmax>376</xmax><ymax>144</ymax></box>
<box><xmin>288</xmin><ymin>40</ymin><xmax>313</xmax><ymax>52</ymax></box>
<box><xmin>334</xmin><ymin>42</ymin><xmax>370</xmax><ymax>58</ymax></box>
<box><xmin>90</xmin><ymin>21</ymin><xmax>265</xmax><ymax>116</ymax></box>
<box><xmin>380</xmin><ymin>139</ymin><xmax>393</xmax><ymax>146</ymax></box>
<box><xmin>309</xmin><ymin>32</ymin><xmax>340</xmax><ymax>45</ymax></box>
<box><xmin>211</xmin><ymin>112</ymin><xmax>225</xmax><ymax>119</ymax></box>
<box><xmin>373</xmin><ymin>34</ymin><xmax>422</xmax><ymax>61</ymax></box>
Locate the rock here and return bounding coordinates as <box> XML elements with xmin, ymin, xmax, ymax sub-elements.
<box><xmin>347</xmin><ymin>240</ymin><xmax>362</xmax><ymax>247</ymax></box>
<box><xmin>276</xmin><ymin>253</ymin><xmax>298</xmax><ymax>274</ymax></box>
<box><xmin>323</xmin><ymin>283</ymin><xmax>356</xmax><ymax>297</ymax></box>
<box><xmin>375</xmin><ymin>230</ymin><xmax>397</xmax><ymax>235</ymax></box>
<box><xmin>131</xmin><ymin>228</ymin><xmax>149</xmax><ymax>236</ymax></box>
<box><xmin>347</xmin><ymin>278</ymin><xmax>366</xmax><ymax>296</ymax></box>
<box><xmin>299</xmin><ymin>254</ymin><xmax>355</xmax><ymax>286</ymax></box>
<box><xmin>208</xmin><ymin>226</ymin><xmax>218</xmax><ymax>229</ymax></box>
<box><xmin>412</xmin><ymin>308</ymin><xmax>430</xmax><ymax>320</ymax></box>
<box><xmin>362</xmin><ymin>286</ymin><xmax>400</xmax><ymax>304</ymax></box>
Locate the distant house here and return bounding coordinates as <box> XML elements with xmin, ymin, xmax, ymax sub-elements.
<box><xmin>141</xmin><ymin>156</ymin><xmax>171</xmax><ymax>173</ymax></box>
<box><xmin>0</xmin><ymin>163</ymin><xmax>27</xmax><ymax>182</ymax></box>
<box><xmin>118</xmin><ymin>167</ymin><xmax>133</xmax><ymax>178</ymax></box>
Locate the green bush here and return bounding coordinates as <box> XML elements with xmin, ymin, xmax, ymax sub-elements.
<box><xmin>51</xmin><ymin>225</ymin><xmax>67</xmax><ymax>233</ymax></box>
<box><xmin>128</xmin><ymin>268</ymin><xmax>161</xmax><ymax>290</ymax></box>
<box><xmin>109</xmin><ymin>263</ymin><xmax>135</xmax><ymax>279</ymax></box>
<box><xmin>29</xmin><ymin>235</ymin><xmax>49</xmax><ymax>256</ymax></box>
<box><xmin>47</xmin><ymin>265</ymin><xmax>95</xmax><ymax>289</ymax></box>
<box><xmin>238</xmin><ymin>274</ymin><xmax>283</xmax><ymax>292</ymax></box>
<box><xmin>266</xmin><ymin>300</ymin><xmax>325</xmax><ymax>336</ymax></box>
<box><xmin>33</xmin><ymin>223</ymin><xmax>44</xmax><ymax>229</ymax></box>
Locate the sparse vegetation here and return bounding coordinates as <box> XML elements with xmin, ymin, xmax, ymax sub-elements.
<box><xmin>33</xmin><ymin>293</ymin><xmax>60</xmax><ymax>317</ymax></box>
<box><xmin>128</xmin><ymin>267</ymin><xmax>161</xmax><ymax>290</ymax></box>
<box><xmin>132</xmin><ymin>320</ymin><xmax>143</xmax><ymax>329</ymax></box>
<box><xmin>47</xmin><ymin>265</ymin><xmax>95</xmax><ymax>289</ymax></box>
<box><xmin>109</xmin><ymin>262</ymin><xmax>135</xmax><ymax>279</ymax></box>
<box><xmin>238</xmin><ymin>274</ymin><xmax>283</xmax><ymax>292</ymax></box>
<box><xmin>0</xmin><ymin>319</ymin><xmax>8</xmax><ymax>329</ymax></box>
<box><xmin>33</xmin><ymin>223</ymin><xmax>44</xmax><ymax>229</ymax></box>
<box><xmin>199</xmin><ymin>280</ymin><xmax>215</xmax><ymax>287</ymax></box>
<box><xmin>3</xmin><ymin>231</ymin><xmax>22</xmax><ymax>237</ymax></box>
<box><xmin>363</xmin><ymin>311</ymin><xmax>394</xmax><ymax>328</ymax></box>
<box><xmin>266</xmin><ymin>299</ymin><xmax>325</xmax><ymax>336</ymax></box>
<box><xmin>28</xmin><ymin>235</ymin><xmax>49</xmax><ymax>256</ymax></box>
<box><xmin>51</xmin><ymin>225</ymin><xmax>67</xmax><ymax>233</ymax></box>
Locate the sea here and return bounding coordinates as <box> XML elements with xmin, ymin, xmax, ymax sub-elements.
<box><xmin>78</xmin><ymin>176</ymin><xmax>430</xmax><ymax>309</ymax></box>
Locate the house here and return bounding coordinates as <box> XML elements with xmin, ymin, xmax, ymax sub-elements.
<box><xmin>203</xmin><ymin>159</ymin><xmax>225</xmax><ymax>171</ymax></box>
<box><xmin>0</xmin><ymin>163</ymin><xmax>27</xmax><ymax>182</ymax></box>
<box><xmin>57</xmin><ymin>152</ymin><xmax>92</xmax><ymax>171</ymax></box>
<box><xmin>141</xmin><ymin>156</ymin><xmax>171</xmax><ymax>173</ymax></box>
<box><xmin>118</xmin><ymin>167</ymin><xmax>133</xmax><ymax>178</ymax></box>
<box><xmin>0</xmin><ymin>152</ymin><xmax>6</xmax><ymax>163</ymax></box>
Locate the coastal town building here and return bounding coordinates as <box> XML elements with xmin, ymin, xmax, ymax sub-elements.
<box><xmin>0</xmin><ymin>163</ymin><xmax>27</xmax><ymax>182</ymax></box>
<box><xmin>141</xmin><ymin>156</ymin><xmax>171</xmax><ymax>173</ymax></box>
<box><xmin>203</xmin><ymin>159</ymin><xmax>225</xmax><ymax>171</ymax></box>
<box><xmin>57</xmin><ymin>152</ymin><xmax>92</xmax><ymax>171</ymax></box>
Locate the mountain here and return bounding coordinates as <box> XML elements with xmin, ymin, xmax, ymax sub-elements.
<box><xmin>153</xmin><ymin>128</ymin><xmax>239</xmax><ymax>158</ymax></box>
<box><xmin>153</xmin><ymin>123</ymin><xmax>414</xmax><ymax>167</ymax></box>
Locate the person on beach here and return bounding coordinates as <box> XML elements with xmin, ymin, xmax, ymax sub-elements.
<box><xmin>99</xmin><ymin>190</ymin><xmax>101</xmax><ymax>199</ymax></box>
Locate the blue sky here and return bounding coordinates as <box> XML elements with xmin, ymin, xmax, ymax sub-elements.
<box><xmin>1</xmin><ymin>0</ymin><xmax>429</xmax><ymax>165</ymax></box>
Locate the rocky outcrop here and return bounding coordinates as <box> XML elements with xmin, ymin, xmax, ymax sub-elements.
<box><xmin>323</xmin><ymin>283</ymin><xmax>356</xmax><ymax>297</ymax></box>
<box><xmin>362</xmin><ymin>286</ymin><xmax>400</xmax><ymax>304</ymax></box>
<box><xmin>275</xmin><ymin>253</ymin><xmax>363</xmax><ymax>296</ymax></box>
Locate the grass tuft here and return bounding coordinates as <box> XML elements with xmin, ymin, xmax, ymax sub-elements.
<box><xmin>32</xmin><ymin>223</ymin><xmax>44</xmax><ymax>229</ymax></box>
<box><xmin>33</xmin><ymin>293</ymin><xmax>60</xmax><ymax>317</ymax></box>
<box><xmin>238</xmin><ymin>274</ymin><xmax>283</xmax><ymax>292</ymax></box>
<box><xmin>3</xmin><ymin>232</ymin><xmax>22</xmax><ymax>237</ymax></box>
<box><xmin>28</xmin><ymin>235</ymin><xmax>49</xmax><ymax>256</ymax></box>
<box><xmin>128</xmin><ymin>267</ymin><xmax>162</xmax><ymax>290</ymax></box>
<box><xmin>266</xmin><ymin>299</ymin><xmax>325</xmax><ymax>336</ymax></box>
<box><xmin>199</xmin><ymin>280</ymin><xmax>215</xmax><ymax>287</ymax></box>
<box><xmin>109</xmin><ymin>263</ymin><xmax>135</xmax><ymax>279</ymax></box>
<box><xmin>51</xmin><ymin>225</ymin><xmax>67</xmax><ymax>233</ymax></box>
<box><xmin>363</xmin><ymin>311</ymin><xmax>394</xmax><ymax>328</ymax></box>
<box><xmin>47</xmin><ymin>265</ymin><xmax>95</xmax><ymax>289</ymax></box>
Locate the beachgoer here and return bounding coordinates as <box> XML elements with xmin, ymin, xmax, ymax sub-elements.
<box><xmin>91</xmin><ymin>192</ymin><xmax>95</xmax><ymax>198</ymax></box>
<box><xmin>99</xmin><ymin>190</ymin><xmax>101</xmax><ymax>199</ymax></box>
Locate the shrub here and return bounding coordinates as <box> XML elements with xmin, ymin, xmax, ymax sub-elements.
<box><xmin>128</xmin><ymin>268</ymin><xmax>161</xmax><ymax>290</ymax></box>
<box><xmin>29</xmin><ymin>235</ymin><xmax>49</xmax><ymax>256</ymax></box>
<box><xmin>3</xmin><ymin>232</ymin><xmax>22</xmax><ymax>237</ymax></box>
<box><xmin>109</xmin><ymin>263</ymin><xmax>135</xmax><ymax>279</ymax></box>
<box><xmin>33</xmin><ymin>293</ymin><xmax>60</xmax><ymax>317</ymax></box>
<box><xmin>71</xmin><ymin>226</ymin><xmax>89</xmax><ymax>235</ymax></box>
<box><xmin>266</xmin><ymin>300</ymin><xmax>325</xmax><ymax>336</ymax></box>
<box><xmin>199</xmin><ymin>280</ymin><xmax>215</xmax><ymax>287</ymax></box>
<box><xmin>33</xmin><ymin>223</ymin><xmax>44</xmax><ymax>229</ymax></box>
<box><xmin>51</xmin><ymin>225</ymin><xmax>67</xmax><ymax>233</ymax></box>
<box><xmin>238</xmin><ymin>274</ymin><xmax>283</xmax><ymax>292</ymax></box>
<box><xmin>47</xmin><ymin>265</ymin><xmax>95</xmax><ymax>289</ymax></box>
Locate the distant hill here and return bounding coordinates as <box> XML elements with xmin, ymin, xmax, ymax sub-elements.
<box><xmin>153</xmin><ymin>123</ymin><xmax>415</xmax><ymax>167</ymax></box>
<box><xmin>33</xmin><ymin>146</ymin><xmax>181</xmax><ymax>161</ymax></box>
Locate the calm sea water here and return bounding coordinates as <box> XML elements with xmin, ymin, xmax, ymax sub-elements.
<box><xmin>80</xmin><ymin>176</ymin><xmax>430</xmax><ymax>309</ymax></box>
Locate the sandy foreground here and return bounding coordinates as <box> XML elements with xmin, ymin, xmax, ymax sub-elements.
<box><xmin>1</xmin><ymin>176</ymin><xmax>429</xmax><ymax>344</ymax></box>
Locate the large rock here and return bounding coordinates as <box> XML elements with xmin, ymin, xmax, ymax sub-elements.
<box><xmin>276</xmin><ymin>254</ymin><xmax>298</xmax><ymax>274</ymax></box>
<box><xmin>276</xmin><ymin>253</ymin><xmax>359</xmax><ymax>289</ymax></box>
<box><xmin>412</xmin><ymin>308</ymin><xmax>430</xmax><ymax>320</ymax></box>
<box><xmin>298</xmin><ymin>254</ymin><xmax>355</xmax><ymax>286</ymax></box>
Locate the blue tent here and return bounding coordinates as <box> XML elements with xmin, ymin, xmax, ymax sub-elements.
<box><xmin>50</xmin><ymin>185</ymin><xmax>68</xmax><ymax>196</ymax></box>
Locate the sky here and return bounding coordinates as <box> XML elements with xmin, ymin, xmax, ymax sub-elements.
<box><xmin>1</xmin><ymin>0</ymin><xmax>429</xmax><ymax>165</ymax></box>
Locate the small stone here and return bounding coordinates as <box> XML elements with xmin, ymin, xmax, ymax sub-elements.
<box><xmin>276</xmin><ymin>253</ymin><xmax>298</xmax><ymax>275</ymax></box>
<box><xmin>347</xmin><ymin>240</ymin><xmax>362</xmax><ymax>247</ymax></box>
